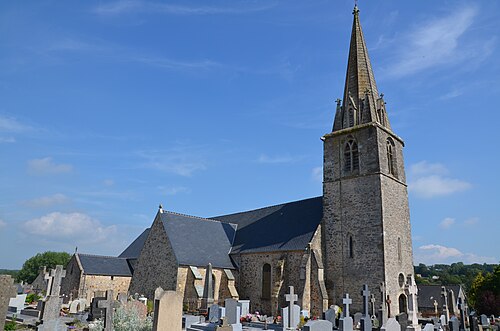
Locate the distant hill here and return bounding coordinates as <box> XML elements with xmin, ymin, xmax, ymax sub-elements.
<box><xmin>0</xmin><ymin>269</ymin><xmax>20</xmax><ymax>280</ymax></box>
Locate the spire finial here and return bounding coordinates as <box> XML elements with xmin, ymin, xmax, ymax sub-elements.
<box><xmin>353</xmin><ymin>0</ymin><xmax>359</xmax><ymax>15</ymax></box>
<box><xmin>159</xmin><ymin>204</ymin><xmax>164</xmax><ymax>213</ymax></box>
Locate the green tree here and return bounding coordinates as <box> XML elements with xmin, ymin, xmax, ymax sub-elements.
<box><xmin>17</xmin><ymin>251</ymin><xmax>71</xmax><ymax>284</ymax></box>
<box><xmin>468</xmin><ymin>265</ymin><xmax>500</xmax><ymax>315</ymax></box>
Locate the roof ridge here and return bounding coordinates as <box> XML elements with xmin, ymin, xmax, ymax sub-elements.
<box><xmin>212</xmin><ymin>196</ymin><xmax>321</xmax><ymax>218</ymax></box>
<box><xmin>77</xmin><ymin>253</ymin><xmax>126</xmax><ymax>259</ymax></box>
<box><xmin>162</xmin><ymin>210</ymin><xmax>238</xmax><ymax>227</ymax></box>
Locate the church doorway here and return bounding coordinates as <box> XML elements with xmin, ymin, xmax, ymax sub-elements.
<box><xmin>398</xmin><ymin>294</ymin><xmax>407</xmax><ymax>314</ymax></box>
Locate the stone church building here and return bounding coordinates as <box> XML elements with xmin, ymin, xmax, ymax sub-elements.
<box><xmin>62</xmin><ymin>6</ymin><xmax>416</xmax><ymax>318</ymax></box>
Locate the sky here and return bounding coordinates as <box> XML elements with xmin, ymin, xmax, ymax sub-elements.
<box><xmin>1</xmin><ymin>0</ymin><xmax>499</xmax><ymax>269</ymax></box>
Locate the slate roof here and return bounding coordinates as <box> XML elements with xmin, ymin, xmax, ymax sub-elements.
<box><xmin>212</xmin><ymin>196</ymin><xmax>323</xmax><ymax>254</ymax></box>
<box><xmin>78</xmin><ymin>254</ymin><xmax>133</xmax><ymax>277</ymax></box>
<box><xmin>118</xmin><ymin>228</ymin><xmax>151</xmax><ymax>259</ymax></box>
<box><xmin>159</xmin><ymin>211</ymin><xmax>237</xmax><ymax>269</ymax></box>
<box><xmin>417</xmin><ymin>284</ymin><xmax>464</xmax><ymax>309</ymax></box>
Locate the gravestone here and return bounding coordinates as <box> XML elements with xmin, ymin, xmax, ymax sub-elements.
<box><xmin>431</xmin><ymin>317</ymin><xmax>440</xmax><ymax>331</ymax></box>
<box><xmin>302</xmin><ymin>309</ymin><xmax>310</xmax><ymax>319</ymax></box>
<box><xmin>69</xmin><ymin>300</ymin><xmax>84</xmax><ymax>314</ymax></box>
<box><xmin>283</xmin><ymin>286</ymin><xmax>300</xmax><ymax>331</ymax></box>
<box><xmin>8</xmin><ymin>294</ymin><xmax>27</xmax><ymax>314</ymax></box>
<box><xmin>117</xmin><ymin>293</ymin><xmax>128</xmax><ymax>305</ymax></box>
<box><xmin>201</xmin><ymin>263</ymin><xmax>214</xmax><ymax>309</ymax></box>
<box><xmin>469</xmin><ymin>314</ymin><xmax>479</xmax><ymax>331</ymax></box>
<box><xmin>339</xmin><ymin>294</ymin><xmax>353</xmax><ymax>331</ymax></box>
<box><xmin>208</xmin><ymin>303</ymin><xmax>221</xmax><ymax>323</ymax></box>
<box><xmin>0</xmin><ymin>275</ymin><xmax>17</xmax><ymax>331</ymax></box>
<box><xmin>183</xmin><ymin>315</ymin><xmax>201</xmax><ymax>329</ymax></box>
<box><xmin>238</xmin><ymin>300</ymin><xmax>250</xmax><ymax>317</ymax></box>
<box><xmin>449</xmin><ymin>316</ymin><xmax>459</xmax><ymax>331</ymax></box>
<box><xmin>324</xmin><ymin>305</ymin><xmax>339</xmax><ymax>328</ymax></box>
<box><xmin>282</xmin><ymin>305</ymin><xmax>301</xmax><ymax>330</ymax></box>
<box><xmin>423</xmin><ymin>324</ymin><xmax>435</xmax><ymax>331</ymax></box>
<box><xmin>396</xmin><ymin>312</ymin><xmax>409</xmax><ymax>331</ymax></box>
<box><xmin>354</xmin><ymin>312</ymin><xmax>363</xmax><ymax>325</ymax></box>
<box><xmin>225</xmin><ymin>298</ymin><xmax>242</xmax><ymax>327</ymax></box>
<box><xmin>440</xmin><ymin>315</ymin><xmax>447</xmax><ymax>329</ymax></box>
<box><xmin>38</xmin><ymin>265</ymin><xmax>66</xmax><ymax>331</ymax></box>
<box><xmin>360</xmin><ymin>285</ymin><xmax>373</xmax><ymax>331</ymax></box>
<box><xmin>153</xmin><ymin>287</ymin><xmax>183</xmax><ymax>331</ymax></box>
<box><xmin>457</xmin><ymin>298</ymin><xmax>466</xmax><ymax>331</ymax></box>
<box><xmin>304</xmin><ymin>319</ymin><xmax>334</xmax><ymax>331</ymax></box>
<box><xmin>97</xmin><ymin>290</ymin><xmax>114</xmax><ymax>331</ymax></box>
<box><xmin>441</xmin><ymin>287</ymin><xmax>449</xmax><ymax>324</ymax></box>
<box><xmin>90</xmin><ymin>297</ymin><xmax>106</xmax><ymax>320</ymax></box>
<box><xmin>480</xmin><ymin>315</ymin><xmax>489</xmax><ymax>326</ymax></box>
<box><xmin>381</xmin><ymin>318</ymin><xmax>401</xmax><ymax>331</ymax></box>
<box><xmin>405</xmin><ymin>275</ymin><xmax>419</xmax><ymax>330</ymax></box>
<box><xmin>380</xmin><ymin>282</ymin><xmax>388</xmax><ymax>326</ymax></box>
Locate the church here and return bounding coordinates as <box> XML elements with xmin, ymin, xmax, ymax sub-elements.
<box><xmin>61</xmin><ymin>5</ymin><xmax>415</xmax><ymax>318</ymax></box>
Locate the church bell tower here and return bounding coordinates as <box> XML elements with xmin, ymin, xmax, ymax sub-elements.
<box><xmin>321</xmin><ymin>5</ymin><xmax>415</xmax><ymax>315</ymax></box>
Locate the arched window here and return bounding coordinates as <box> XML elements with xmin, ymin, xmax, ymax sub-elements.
<box><xmin>399</xmin><ymin>294</ymin><xmax>407</xmax><ymax>314</ymax></box>
<box><xmin>344</xmin><ymin>139</ymin><xmax>359</xmax><ymax>172</ymax></box>
<box><xmin>262</xmin><ymin>264</ymin><xmax>271</xmax><ymax>299</ymax></box>
<box><xmin>348</xmin><ymin>109</ymin><xmax>355</xmax><ymax>127</ymax></box>
<box><xmin>386</xmin><ymin>138</ymin><xmax>396</xmax><ymax>176</ymax></box>
<box><xmin>397</xmin><ymin>237</ymin><xmax>402</xmax><ymax>263</ymax></box>
<box><xmin>348</xmin><ymin>235</ymin><xmax>354</xmax><ymax>258</ymax></box>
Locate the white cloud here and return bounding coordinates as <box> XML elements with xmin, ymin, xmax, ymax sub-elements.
<box><xmin>408</xmin><ymin>161</ymin><xmax>471</xmax><ymax>198</ymax></box>
<box><xmin>23</xmin><ymin>194</ymin><xmax>70</xmax><ymax>208</ymax></box>
<box><xmin>416</xmin><ymin>244</ymin><xmax>498</xmax><ymax>264</ymax></box>
<box><xmin>138</xmin><ymin>146</ymin><xmax>208</xmax><ymax>177</ymax></box>
<box><xmin>27</xmin><ymin>157</ymin><xmax>73</xmax><ymax>175</ymax></box>
<box><xmin>0</xmin><ymin>115</ymin><xmax>31</xmax><ymax>133</ymax></box>
<box><xmin>439</xmin><ymin>217</ymin><xmax>455</xmax><ymax>229</ymax></box>
<box><xmin>157</xmin><ymin>186</ymin><xmax>191</xmax><ymax>196</ymax></box>
<box><xmin>23</xmin><ymin>212</ymin><xmax>116</xmax><ymax>243</ymax></box>
<box><xmin>384</xmin><ymin>5</ymin><xmax>492</xmax><ymax>78</ymax></box>
<box><xmin>94</xmin><ymin>1</ymin><xmax>275</xmax><ymax>16</ymax></box>
<box><xmin>257</xmin><ymin>154</ymin><xmax>297</xmax><ymax>164</ymax></box>
<box><xmin>312</xmin><ymin>166</ymin><xmax>322</xmax><ymax>182</ymax></box>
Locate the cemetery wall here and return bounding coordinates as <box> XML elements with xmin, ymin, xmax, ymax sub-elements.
<box><xmin>81</xmin><ymin>275</ymin><xmax>131</xmax><ymax>303</ymax></box>
<box><xmin>237</xmin><ymin>250</ymin><xmax>304</xmax><ymax>316</ymax></box>
<box><xmin>129</xmin><ymin>214</ymin><xmax>178</xmax><ymax>300</ymax></box>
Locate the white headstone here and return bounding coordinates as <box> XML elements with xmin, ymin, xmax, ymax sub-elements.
<box><xmin>381</xmin><ymin>317</ymin><xmax>401</xmax><ymax>331</ymax></box>
<box><xmin>423</xmin><ymin>323</ymin><xmax>435</xmax><ymax>331</ymax></box>
<box><xmin>8</xmin><ymin>294</ymin><xmax>27</xmax><ymax>313</ymax></box>
<box><xmin>152</xmin><ymin>287</ymin><xmax>183</xmax><ymax>331</ymax></box>
<box><xmin>238</xmin><ymin>300</ymin><xmax>250</xmax><ymax>317</ymax></box>
<box><xmin>282</xmin><ymin>304</ymin><xmax>301</xmax><ymax>330</ymax></box>
<box><xmin>225</xmin><ymin>298</ymin><xmax>241</xmax><ymax>326</ymax></box>
<box><xmin>303</xmin><ymin>319</ymin><xmax>334</xmax><ymax>331</ymax></box>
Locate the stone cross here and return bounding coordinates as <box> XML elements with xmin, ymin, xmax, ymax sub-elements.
<box><xmin>406</xmin><ymin>274</ymin><xmax>419</xmax><ymax>326</ymax></box>
<box><xmin>343</xmin><ymin>293</ymin><xmax>352</xmax><ymax>317</ymax></box>
<box><xmin>434</xmin><ymin>300</ymin><xmax>439</xmax><ymax>317</ymax></box>
<box><xmin>285</xmin><ymin>286</ymin><xmax>298</xmax><ymax>329</ymax></box>
<box><xmin>97</xmin><ymin>290</ymin><xmax>114</xmax><ymax>331</ymax></box>
<box><xmin>441</xmin><ymin>286</ymin><xmax>449</xmax><ymax>323</ymax></box>
<box><xmin>370</xmin><ymin>294</ymin><xmax>377</xmax><ymax>318</ymax></box>
<box><xmin>380</xmin><ymin>282</ymin><xmax>388</xmax><ymax>325</ymax></box>
<box><xmin>0</xmin><ymin>275</ymin><xmax>17</xmax><ymax>331</ymax></box>
<box><xmin>46</xmin><ymin>265</ymin><xmax>66</xmax><ymax>297</ymax></box>
<box><xmin>360</xmin><ymin>285</ymin><xmax>373</xmax><ymax>331</ymax></box>
<box><xmin>202</xmin><ymin>263</ymin><xmax>214</xmax><ymax>309</ymax></box>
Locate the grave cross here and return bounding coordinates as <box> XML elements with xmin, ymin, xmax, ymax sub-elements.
<box><xmin>370</xmin><ymin>294</ymin><xmax>377</xmax><ymax>318</ymax></box>
<box><xmin>285</xmin><ymin>286</ymin><xmax>298</xmax><ymax>330</ymax></box>
<box><xmin>441</xmin><ymin>286</ymin><xmax>450</xmax><ymax>323</ymax></box>
<box><xmin>379</xmin><ymin>282</ymin><xmax>388</xmax><ymax>325</ymax></box>
<box><xmin>343</xmin><ymin>293</ymin><xmax>353</xmax><ymax>317</ymax></box>
<box><xmin>98</xmin><ymin>290</ymin><xmax>114</xmax><ymax>331</ymax></box>
<box><xmin>362</xmin><ymin>284</ymin><xmax>370</xmax><ymax>316</ymax></box>
<box><xmin>48</xmin><ymin>265</ymin><xmax>66</xmax><ymax>297</ymax></box>
<box><xmin>434</xmin><ymin>300</ymin><xmax>439</xmax><ymax>317</ymax></box>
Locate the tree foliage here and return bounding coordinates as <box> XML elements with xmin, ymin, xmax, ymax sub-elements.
<box><xmin>468</xmin><ymin>265</ymin><xmax>500</xmax><ymax>315</ymax></box>
<box><xmin>17</xmin><ymin>251</ymin><xmax>71</xmax><ymax>284</ymax></box>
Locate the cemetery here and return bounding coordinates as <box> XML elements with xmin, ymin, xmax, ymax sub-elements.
<box><xmin>0</xmin><ymin>2</ymin><xmax>499</xmax><ymax>331</ymax></box>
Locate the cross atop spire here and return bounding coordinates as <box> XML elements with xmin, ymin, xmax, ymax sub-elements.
<box><xmin>332</xmin><ymin>5</ymin><xmax>391</xmax><ymax>132</ymax></box>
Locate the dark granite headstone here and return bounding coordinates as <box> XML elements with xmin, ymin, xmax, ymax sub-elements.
<box><xmin>396</xmin><ymin>312</ymin><xmax>408</xmax><ymax>331</ymax></box>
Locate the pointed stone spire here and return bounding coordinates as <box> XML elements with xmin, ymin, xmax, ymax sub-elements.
<box><xmin>333</xmin><ymin>5</ymin><xmax>391</xmax><ymax>132</ymax></box>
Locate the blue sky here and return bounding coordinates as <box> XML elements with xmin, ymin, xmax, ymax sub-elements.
<box><xmin>1</xmin><ymin>0</ymin><xmax>499</xmax><ymax>269</ymax></box>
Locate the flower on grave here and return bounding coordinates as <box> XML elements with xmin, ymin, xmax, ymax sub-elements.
<box><xmin>88</xmin><ymin>319</ymin><xmax>104</xmax><ymax>331</ymax></box>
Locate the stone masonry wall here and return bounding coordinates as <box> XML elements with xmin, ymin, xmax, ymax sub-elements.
<box><xmin>80</xmin><ymin>275</ymin><xmax>131</xmax><ymax>304</ymax></box>
<box><xmin>237</xmin><ymin>250</ymin><xmax>305</xmax><ymax>316</ymax></box>
<box><xmin>129</xmin><ymin>212</ymin><xmax>178</xmax><ymax>300</ymax></box>
<box><xmin>60</xmin><ymin>255</ymin><xmax>82</xmax><ymax>303</ymax></box>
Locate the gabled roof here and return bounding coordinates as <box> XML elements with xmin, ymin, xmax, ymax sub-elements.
<box><xmin>159</xmin><ymin>211</ymin><xmax>237</xmax><ymax>269</ymax></box>
<box><xmin>119</xmin><ymin>228</ymin><xmax>151</xmax><ymax>259</ymax></box>
<box><xmin>212</xmin><ymin>196</ymin><xmax>323</xmax><ymax>254</ymax></box>
<box><xmin>78</xmin><ymin>254</ymin><xmax>132</xmax><ymax>277</ymax></box>
<box><xmin>417</xmin><ymin>284</ymin><xmax>464</xmax><ymax>309</ymax></box>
